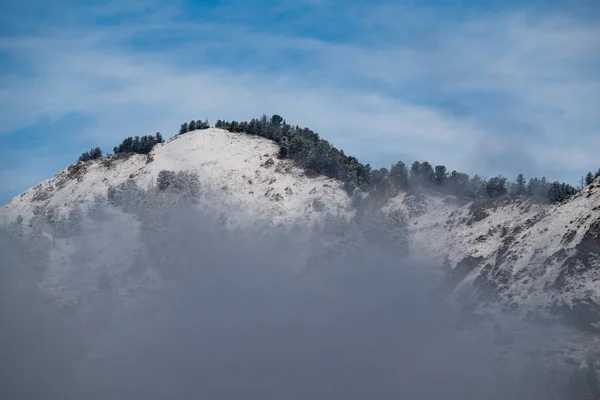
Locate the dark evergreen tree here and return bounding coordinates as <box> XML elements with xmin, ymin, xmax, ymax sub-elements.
<box><xmin>390</xmin><ymin>161</ymin><xmax>409</xmax><ymax>188</ymax></box>
<box><xmin>547</xmin><ymin>181</ymin><xmax>576</xmax><ymax>203</ymax></box>
<box><xmin>370</xmin><ymin>168</ymin><xmax>389</xmax><ymax>187</ymax></box>
<box><xmin>585</xmin><ymin>172</ymin><xmax>594</xmax><ymax>185</ymax></box>
<box><xmin>179</xmin><ymin>122</ymin><xmax>189</xmax><ymax>135</ymax></box>
<box><xmin>410</xmin><ymin>161</ymin><xmax>422</xmax><ymax>184</ymax></box>
<box><xmin>434</xmin><ymin>165</ymin><xmax>447</xmax><ymax>185</ymax></box>
<box><xmin>540</xmin><ymin>177</ymin><xmax>548</xmax><ymax>196</ymax></box>
<box><xmin>78</xmin><ymin>147</ymin><xmax>103</xmax><ymax>162</ymax></box>
<box><xmin>595</xmin><ymin>168</ymin><xmax>600</xmax><ymax>179</ymax></box>
<box><xmin>92</xmin><ymin>147</ymin><xmax>102</xmax><ymax>158</ymax></box>
<box><xmin>486</xmin><ymin>176</ymin><xmax>507</xmax><ymax>198</ymax></box>
<box><xmin>188</xmin><ymin>120</ymin><xmax>197</xmax><ymax>131</ymax></box>
<box><xmin>527</xmin><ymin>177</ymin><xmax>550</xmax><ymax>199</ymax></box>
<box><xmin>197</xmin><ymin>119</ymin><xmax>210</xmax><ymax>129</ymax></box>
<box><xmin>132</xmin><ymin>136</ymin><xmax>141</xmax><ymax>153</ymax></box>
<box><xmin>447</xmin><ymin>170</ymin><xmax>470</xmax><ymax>196</ymax></box>
<box><xmin>420</xmin><ymin>162</ymin><xmax>435</xmax><ymax>184</ymax></box>
<box><xmin>156</xmin><ymin>132</ymin><xmax>163</xmax><ymax>143</ymax></box>
<box><xmin>270</xmin><ymin>114</ymin><xmax>283</xmax><ymax>126</ymax></box>
<box><xmin>515</xmin><ymin>173</ymin><xmax>526</xmax><ymax>195</ymax></box>
<box><xmin>79</xmin><ymin>151</ymin><xmax>91</xmax><ymax>162</ymax></box>
<box><xmin>548</xmin><ymin>182</ymin><xmax>564</xmax><ymax>203</ymax></box>
<box><xmin>464</xmin><ymin>175</ymin><xmax>483</xmax><ymax>198</ymax></box>
<box><xmin>527</xmin><ymin>177</ymin><xmax>538</xmax><ymax>196</ymax></box>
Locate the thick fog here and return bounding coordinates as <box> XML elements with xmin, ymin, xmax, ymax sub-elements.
<box><xmin>0</xmin><ymin>187</ymin><xmax>595</xmax><ymax>399</ymax></box>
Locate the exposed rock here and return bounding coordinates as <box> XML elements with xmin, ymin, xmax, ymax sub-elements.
<box><xmin>356</xmin><ymin>177</ymin><xmax>393</xmax><ymax>221</ymax></box>
<box><xmin>312</xmin><ymin>199</ymin><xmax>325</xmax><ymax>211</ymax></box>
<box><xmin>440</xmin><ymin>256</ymin><xmax>484</xmax><ymax>295</ymax></box>
<box><xmin>262</xmin><ymin>157</ymin><xmax>275</xmax><ymax>168</ymax></box>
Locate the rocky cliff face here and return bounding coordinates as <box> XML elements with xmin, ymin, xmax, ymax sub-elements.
<box><xmin>378</xmin><ymin>179</ymin><xmax>600</xmax><ymax>333</ymax></box>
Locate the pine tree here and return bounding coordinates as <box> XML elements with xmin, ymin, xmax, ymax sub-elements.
<box><xmin>270</xmin><ymin>114</ymin><xmax>283</xmax><ymax>126</ymax></box>
<box><xmin>196</xmin><ymin>119</ymin><xmax>209</xmax><ymax>129</ymax></box>
<box><xmin>527</xmin><ymin>177</ymin><xmax>537</xmax><ymax>196</ymax></box>
<box><xmin>585</xmin><ymin>172</ymin><xmax>594</xmax><ymax>185</ymax></box>
<box><xmin>156</xmin><ymin>132</ymin><xmax>163</xmax><ymax>143</ymax></box>
<box><xmin>390</xmin><ymin>161</ymin><xmax>408</xmax><ymax>188</ymax></box>
<box><xmin>434</xmin><ymin>165</ymin><xmax>447</xmax><ymax>185</ymax></box>
<box><xmin>595</xmin><ymin>168</ymin><xmax>600</xmax><ymax>179</ymax></box>
<box><xmin>370</xmin><ymin>168</ymin><xmax>389</xmax><ymax>187</ymax></box>
<box><xmin>79</xmin><ymin>147</ymin><xmax>103</xmax><ymax>162</ymax></box>
<box><xmin>540</xmin><ymin>177</ymin><xmax>548</xmax><ymax>196</ymax></box>
<box><xmin>179</xmin><ymin>122</ymin><xmax>189</xmax><ymax>135</ymax></box>
<box><xmin>548</xmin><ymin>182</ymin><xmax>564</xmax><ymax>203</ymax></box>
<box><xmin>132</xmin><ymin>136</ymin><xmax>141</xmax><ymax>153</ymax></box>
<box><xmin>188</xmin><ymin>120</ymin><xmax>197</xmax><ymax>131</ymax></box>
<box><xmin>420</xmin><ymin>162</ymin><xmax>435</xmax><ymax>184</ymax></box>
<box><xmin>515</xmin><ymin>173</ymin><xmax>526</xmax><ymax>195</ymax></box>
<box><xmin>448</xmin><ymin>170</ymin><xmax>470</xmax><ymax>196</ymax></box>
<box><xmin>486</xmin><ymin>176</ymin><xmax>507</xmax><ymax>198</ymax></box>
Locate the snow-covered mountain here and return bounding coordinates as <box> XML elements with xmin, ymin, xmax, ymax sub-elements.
<box><xmin>383</xmin><ymin>179</ymin><xmax>600</xmax><ymax>334</ymax></box>
<box><xmin>2</xmin><ymin>127</ymin><xmax>599</xmax><ymax>336</ymax></box>
<box><xmin>2</xmin><ymin>128</ymin><xmax>353</xmax><ymax>228</ymax></box>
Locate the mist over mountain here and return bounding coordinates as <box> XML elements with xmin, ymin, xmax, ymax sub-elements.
<box><xmin>1</xmin><ymin>119</ymin><xmax>599</xmax><ymax>399</ymax></box>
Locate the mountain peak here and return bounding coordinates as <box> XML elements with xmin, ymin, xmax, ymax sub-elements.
<box><xmin>2</xmin><ymin>128</ymin><xmax>354</xmax><ymax>227</ymax></box>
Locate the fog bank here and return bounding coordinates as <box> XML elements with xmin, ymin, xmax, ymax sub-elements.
<box><xmin>0</xmin><ymin>193</ymin><xmax>595</xmax><ymax>399</ymax></box>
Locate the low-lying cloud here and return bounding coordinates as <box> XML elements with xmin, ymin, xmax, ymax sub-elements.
<box><xmin>0</xmin><ymin>188</ymin><xmax>594</xmax><ymax>399</ymax></box>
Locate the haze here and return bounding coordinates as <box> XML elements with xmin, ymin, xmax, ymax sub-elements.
<box><xmin>0</xmin><ymin>189</ymin><xmax>588</xmax><ymax>399</ymax></box>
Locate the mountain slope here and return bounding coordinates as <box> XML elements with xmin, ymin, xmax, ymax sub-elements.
<box><xmin>382</xmin><ymin>178</ymin><xmax>600</xmax><ymax>332</ymax></box>
<box><xmin>1</xmin><ymin>128</ymin><xmax>353</xmax><ymax>227</ymax></box>
<box><xmin>1</xmin><ymin>127</ymin><xmax>599</xmax><ymax>335</ymax></box>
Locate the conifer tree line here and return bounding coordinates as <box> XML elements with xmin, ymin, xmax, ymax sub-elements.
<box><xmin>113</xmin><ymin>132</ymin><xmax>164</xmax><ymax>154</ymax></box>
<box><xmin>77</xmin><ymin>113</ymin><xmax>598</xmax><ymax>204</ymax></box>
<box><xmin>78</xmin><ymin>133</ymin><xmax>164</xmax><ymax>162</ymax></box>
<box><xmin>213</xmin><ymin>115</ymin><xmax>371</xmax><ymax>194</ymax></box>
<box><xmin>78</xmin><ymin>147</ymin><xmax>103</xmax><ymax>162</ymax></box>
<box><xmin>210</xmin><ymin>115</ymin><xmax>594</xmax><ymax>203</ymax></box>
<box><xmin>179</xmin><ymin>119</ymin><xmax>210</xmax><ymax>134</ymax></box>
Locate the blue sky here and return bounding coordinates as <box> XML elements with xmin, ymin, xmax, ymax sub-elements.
<box><xmin>1</xmin><ymin>0</ymin><xmax>599</xmax><ymax>204</ymax></box>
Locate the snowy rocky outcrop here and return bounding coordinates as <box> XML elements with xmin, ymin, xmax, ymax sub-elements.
<box><xmin>385</xmin><ymin>177</ymin><xmax>600</xmax><ymax>333</ymax></box>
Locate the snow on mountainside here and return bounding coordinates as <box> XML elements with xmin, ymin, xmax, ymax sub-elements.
<box><xmin>1</xmin><ymin>128</ymin><xmax>353</xmax><ymax>227</ymax></box>
<box><xmin>1</xmin><ymin>127</ymin><xmax>599</xmax><ymax>335</ymax></box>
<box><xmin>382</xmin><ymin>178</ymin><xmax>600</xmax><ymax>333</ymax></box>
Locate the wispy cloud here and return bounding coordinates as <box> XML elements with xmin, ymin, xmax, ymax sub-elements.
<box><xmin>1</xmin><ymin>0</ymin><xmax>599</xmax><ymax>203</ymax></box>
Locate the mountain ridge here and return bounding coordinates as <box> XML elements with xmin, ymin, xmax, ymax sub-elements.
<box><xmin>1</xmin><ymin>126</ymin><xmax>599</xmax><ymax>336</ymax></box>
